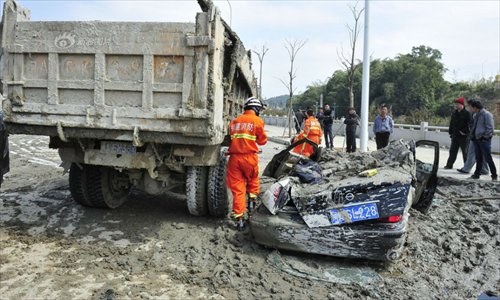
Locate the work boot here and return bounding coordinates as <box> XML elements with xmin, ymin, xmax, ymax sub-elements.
<box><xmin>247</xmin><ymin>196</ymin><xmax>258</xmax><ymax>214</ymax></box>
<box><xmin>235</xmin><ymin>218</ymin><xmax>246</xmax><ymax>231</ymax></box>
<box><xmin>230</xmin><ymin>212</ymin><xmax>246</xmax><ymax>231</ymax></box>
<box><xmin>470</xmin><ymin>174</ymin><xmax>480</xmax><ymax>179</ymax></box>
<box><xmin>444</xmin><ymin>165</ymin><xmax>453</xmax><ymax>169</ymax></box>
<box><xmin>492</xmin><ymin>175</ymin><xmax>498</xmax><ymax>181</ymax></box>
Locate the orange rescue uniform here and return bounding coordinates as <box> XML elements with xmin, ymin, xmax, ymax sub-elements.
<box><xmin>227</xmin><ymin>110</ymin><xmax>268</xmax><ymax>216</ymax></box>
<box><xmin>292</xmin><ymin>115</ymin><xmax>323</xmax><ymax>157</ymax></box>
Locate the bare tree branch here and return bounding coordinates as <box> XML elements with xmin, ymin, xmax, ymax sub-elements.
<box><xmin>336</xmin><ymin>1</ymin><xmax>364</xmax><ymax>108</ymax></box>
<box><xmin>252</xmin><ymin>45</ymin><xmax>269</xmax><ymax>99</ymax></box>
<box><xmin>280</xmin><ymin>39</ymin><xmax>307</xmax><ymax>138</ymax></box>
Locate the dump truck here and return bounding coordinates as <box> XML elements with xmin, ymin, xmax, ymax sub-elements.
<box><xmin>0</xmin><ymin>0</ymin><xmax>256</xmax><ymax>216</ymax></box>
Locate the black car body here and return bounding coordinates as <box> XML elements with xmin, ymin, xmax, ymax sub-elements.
<box><xmin>251</xmin><ymin>140</ymin><xmax>439</xmax><ymax>262</ymax></box>
<box><xmin>0</xmin><ymin>110</ymin><xmax>9</xmax><ymax>188</ymax></box>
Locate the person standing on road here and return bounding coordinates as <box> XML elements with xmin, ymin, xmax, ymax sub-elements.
<box><xmin>344</xmin><ymin>107</ymin><xmax>360</xmax><ymax>153</ymax></box>
<box><xmin>294</xmin><ymin>109</ymin><xmax>305</xmax><ymax>134</ymax></box>
<box><xmin>457</xmin><ymin>99</ymin><xmax>489</xmax><ymax>175</ymax></box>
<box><xmin>292</xmin><ymin>109</ymin><xmax>323</xmax><ymax>157</ymax></box>
<box><xmin>444</xmin><ymin>97</ymin><xmax>472</xmax><ymax>169</ymax></box>
<box><xmin>316</xmin><ymin>108</ymin><xmax>325</xmax><ymax>132</ymax></box>
<box><xmin>323</xmin><ymin>104</ymin><xmax>334</xmax><ymax>149</ymax></box>
<box><xmin>373</xmin><ymin>104</ymin><xmax>394</xmax><ymax>149</ymax></box>
<box><xmin>468</xmin><ymin>100</ymin><xmax>497</xmax><ymax>181</ymax></box>
<box><xmin>227</xmin><ymin>97</ymin><xmax>268</xmax><ymax>230</ymax></box>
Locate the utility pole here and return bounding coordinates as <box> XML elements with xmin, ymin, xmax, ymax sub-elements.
<box><xmin>360</xmin><ymin>0</ymin><xmax>370</xmax><ymax>152</ymax></box>
<box><xmin>253</xmin><ymin>45</ymin><xmax>269</xmax><ymax>100</ymax></box>
<box><xmin>226</xmin><ymin>0</ymin><xmax>232</xmax><ymax>27</ymax></box>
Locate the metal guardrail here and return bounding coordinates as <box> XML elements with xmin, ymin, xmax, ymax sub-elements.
<box><xmin>262</xmin><ymin>115</ymin><xmax>500</xmax><ymax>136</ymax></box>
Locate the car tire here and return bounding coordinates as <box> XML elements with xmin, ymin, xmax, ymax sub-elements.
<box><xmin>69</xmin><ymin>163</ymin><xmax>93</xmax><ymax>207</ymax></box>
<box><xmin>85</xmin><ymin>165</ymin><xmax>130</xmax><ymax>209</ymax></box>
<box><xmin>207</xmin><ymin>148</ymin><xmax>232</xmax><ymax>217</ymax></box>
<box><xmin>186</xmin><ymin>166</ymin><xmax>209</xmax><ymax>216</ymax></box>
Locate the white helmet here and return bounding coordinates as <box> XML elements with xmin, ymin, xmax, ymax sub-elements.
<box><xmin>244</xmin><ymin>97</ymin><xmax>263</xmax><ymax>109</ymax></box>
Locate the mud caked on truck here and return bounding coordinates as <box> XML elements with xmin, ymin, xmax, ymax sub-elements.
<box><xmin>0</xmin><ymin>0</ymin><xmax>254</xmax><ymax>216</ymax></box>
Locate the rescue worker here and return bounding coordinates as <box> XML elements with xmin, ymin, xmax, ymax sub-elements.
<box><xmin>227</xmin><ymin>97</ymin><xmax>268</xmax><ymax>230</ymax></box>
<box><xmin>292</xmin><ymin>109</ymin><xmax>322</xmax><ymax>157</ymax></box>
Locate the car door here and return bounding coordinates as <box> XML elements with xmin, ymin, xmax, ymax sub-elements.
<box><xmin>412</xmin><ymin>140</ymin><xmax>440</xmax><ymax>214</ymax></box>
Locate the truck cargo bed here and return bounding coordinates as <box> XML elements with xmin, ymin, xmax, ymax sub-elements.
<box><xmin>1</xmin><ymin>0</ymin><xmax>256</xmax><ymax>146</ymax></box>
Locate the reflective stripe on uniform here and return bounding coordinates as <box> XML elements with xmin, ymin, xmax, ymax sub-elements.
<box><xmin>231</xmin><ymin>133</ymin><xmax>257</xmax><ymax>141</ymax></box>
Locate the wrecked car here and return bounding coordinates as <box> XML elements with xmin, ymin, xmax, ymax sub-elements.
<box><xmin>250</xmin><ymin>139</ymin><xmax>439</xmax><ymax>262</ymax></box>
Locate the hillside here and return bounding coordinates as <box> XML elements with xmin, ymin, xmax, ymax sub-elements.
<box><xmin>264</xmin><ymin>95</ymin><xmax>288</xmax><ymax>108</ymax></box>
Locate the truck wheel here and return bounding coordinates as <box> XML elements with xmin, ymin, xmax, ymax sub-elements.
<box><xmin>186</xmin><ymin>166</ymin><xmax>209</xmax><ymax>216</ymax></box>
<box><xmin>208</xmin><ymin>148</ymin><xmax>232</xmax><ymax>217</ymax></box>
<box><xmin>69</xmin><ymin>163</ymin><xmax>93</xmax><ymax>207</ymax></box>
<box><xmin>86</xmin><ymin>165</ymin><xmax>130</xmax><ymax>209</ymax></box>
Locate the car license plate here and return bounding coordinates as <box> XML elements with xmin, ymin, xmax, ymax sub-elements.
<box><xmin>329</xmin><ymin>202</ymin><xmax>379</xmax><ymax>225</ymax></box>
<box><xmin>100</xmin><ymin>141</ymin><xmax>137</xmax><ymax>155</ymax></box>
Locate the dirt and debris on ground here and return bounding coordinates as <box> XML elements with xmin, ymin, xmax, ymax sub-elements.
<box><xmin>1</xmin><ymin>135</ymin><xmax>499</xmax><ymax>299</ymax></box>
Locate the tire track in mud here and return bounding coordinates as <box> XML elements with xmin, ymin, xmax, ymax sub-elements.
<box><xmin>8</xmin><ymin>135</ymin><xmax>61</xmax><ymax>169</ymax></box>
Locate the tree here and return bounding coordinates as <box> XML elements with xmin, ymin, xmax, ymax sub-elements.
<box><xmin>253</xmin><ymin>45</ymin><xmax>269</xmax><ymax>100</ymax></box>
<box><xmin>337</xmin><ymin>2</ymin><xmax>364</xmax><ymax>108</ymax></box>
<box><xmin>280</xmin><ymin>39</ymin><xmax>307</xmax><ymax>138</ymax></box>
<box><xmin>390</xmin><ymin>46</ymin><xmax>447</xmax><ymax>115</ymax></box>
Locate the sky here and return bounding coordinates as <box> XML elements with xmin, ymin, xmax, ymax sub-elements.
<box><xmin>11</xmin><ymin>0</ymin><xmax>500</xmax><ymax>99</ymax></box>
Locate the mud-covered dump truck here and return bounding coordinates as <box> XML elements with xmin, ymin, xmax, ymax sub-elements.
<box><xmin>0</xmin><ymin>0</ymin><xmax>256</xmax><ymax>216</ymax></box>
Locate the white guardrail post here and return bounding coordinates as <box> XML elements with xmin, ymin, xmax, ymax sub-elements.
<box><xmin>420</xmin><ymin>122</ymin><xmax>428</xmax><ymax>140</ymax></box>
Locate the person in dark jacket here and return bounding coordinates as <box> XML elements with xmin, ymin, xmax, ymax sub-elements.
<box><xmin>444</xmin><ymin>97</ymin><xmax>472</xmax><ymax>169</ymax></box>
<box><xmin>344</xmin><ymin>107</ymin><xmax>359</xmax><ymax>153</ymax></box>
<box><xmin>323</xmin><ymin>104</ymin><xmax>334</xmax><ymax>149</ymax></box>
<box><xmin>316</xmin><ymin>108</ymin><xmax>325</xmax><ymax>131</ymax></box>
<box><xmin>457</xmin><ymin>99</ymin><xmax>489</xmax><ymax>175</ymax></box>
<box><xmin>294</xmin><ymin>109</ymin><xmax>305</xmax><ymax>134</ymax></box>
<box><xmin>469</xmin><ymin>100</ymin><xmax>497</xmax><ymax>181</ymax></box>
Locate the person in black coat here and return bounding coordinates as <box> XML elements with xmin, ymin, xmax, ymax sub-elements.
<box><xmin>444</xmin><ymin>97</ymin><xmax>472</xmax><ymax>169</ymax></box>
<box><xmin>294</xmin><ymin>109</ymin><xmax>305</xmax><ymax>134</ymax></box>
<box><xmin>323</xmin><ymin>104</ymin><xmax>334</xmax><ymax>149</ymax></box>
<box><xmin>344</xmin><ymin>107</ymin><xmax>359</xmax><ymax>152</ymax></box>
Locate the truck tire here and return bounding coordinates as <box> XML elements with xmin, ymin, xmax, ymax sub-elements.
<box><xmin>208</xmin><ymin>148</ymin><xmax>232</xmax><ymax>217</ymax></box>
<box><xmin>69</xmin><ymin>163</ymin><xmax>93</xmax><ymax>207</ymax></box>
<box><xmin>85</xmin><ymin>165</ymin><xmax>130</xmax><ymax>209</ymax></box>
<box><xmin>186</xmin><ymin>166</ymin><xmax>209</xmax><ymax>216</ymax></box>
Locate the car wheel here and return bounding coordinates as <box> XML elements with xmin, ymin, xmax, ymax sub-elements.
<box><xmin>207</xmin><ymin>148</ymin><xmax>232</xmax><ymax>217</ymax></box>
<box><xmin>186</xmin><ymin>166</ymin><xmax>209</xmax><ymax>216</ymax></box>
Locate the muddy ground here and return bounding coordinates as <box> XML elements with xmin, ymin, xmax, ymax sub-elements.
<box><xmin>1</xmin><ymin>134</ymin><xmax>499</xmax><ymax>299</ymax></box>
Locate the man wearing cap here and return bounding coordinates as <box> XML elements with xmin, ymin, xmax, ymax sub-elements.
<box><xmin>444</xmin><ymin>97</ymin><xmax>472</xmax><ymax>169</ymax></box>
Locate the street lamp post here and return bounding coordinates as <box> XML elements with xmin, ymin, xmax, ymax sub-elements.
<box><xmin>360</xmin><ymin>0</ymin><xmax>371</xmax><ymax>152</ymax></box>
<box><xmin>226</xmin><ymin>0</ymin><xmax>232</xmax><ymax>27</ymax></box>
